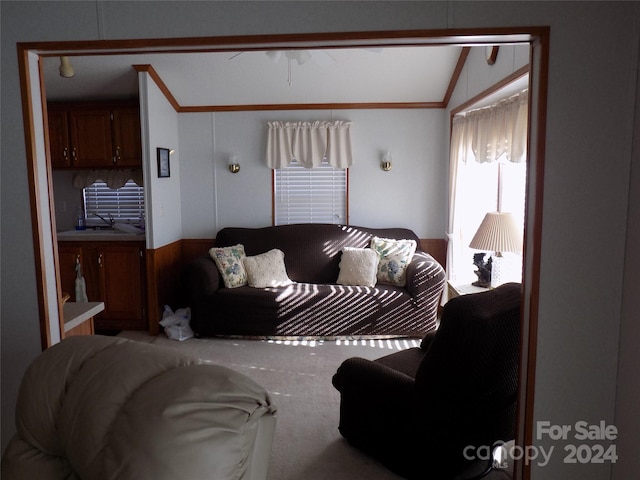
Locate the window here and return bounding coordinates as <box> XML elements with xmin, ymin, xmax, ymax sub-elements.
<box><xmin>447</xmin><ymin>89</ymin><xmax>528</xmax><ymax>288</ymax></box>
<box><xmin>453</xmin><ymin>160</ymin><xmax>526</xmax><ymax>285</ymax></box>
<box><xmin>273</xmin><ymin>158</ymin><xmax>348</xmax><ymax>225</ymax></box>
<box><xmin>83</xmin><ymin>180</ymin><xmax>145</xmax><ymax>226</ymax></box>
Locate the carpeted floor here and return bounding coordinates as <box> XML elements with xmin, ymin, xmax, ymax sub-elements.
<box><xmin>119</xmin><ymin>331</ymin><xmax>415</xmax><ymax>480</ymax></box>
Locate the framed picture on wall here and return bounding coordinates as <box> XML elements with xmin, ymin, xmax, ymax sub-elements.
<box><xmin>157</xmin><ymin>147</ymin><xmax>170</xmax><ymax>178</ymax></box>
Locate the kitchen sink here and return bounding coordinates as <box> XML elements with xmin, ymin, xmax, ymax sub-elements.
<box><xmin>57</xmin><ymin>224</ymin><xmax>145</xmax><ymax>240</ymax></box>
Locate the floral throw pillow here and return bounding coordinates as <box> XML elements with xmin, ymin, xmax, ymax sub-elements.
<box><xmin>209</xmin><ymin>244</ymin><xmax>247</xmax><ymax>288</ymax></box>
<box><xmin>370</xmin><ymin>236</ymin><xmax>417</xmax><ymax>287</ymax></box>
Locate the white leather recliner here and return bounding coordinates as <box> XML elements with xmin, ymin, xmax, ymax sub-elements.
<box><xmin>1</xmin><ymin>335</ymin><xmax>277</xmax><ymax>480</ymax></box>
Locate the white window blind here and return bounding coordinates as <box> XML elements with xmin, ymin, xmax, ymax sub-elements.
<box><xmin>83</xmin><ymin>180</ymin><xmax>145</xmax><ymax>225</ymax></box>
<box><xmin>274</xmin><ymin>158</ymin><xmax>347</xmax><ymax>225</ymax></box>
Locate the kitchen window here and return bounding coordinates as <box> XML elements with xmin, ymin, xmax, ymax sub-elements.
<box><xmin>83</xmin><ymin>180</ymin><xmax>145</xmax><ymax>227</ymax></box>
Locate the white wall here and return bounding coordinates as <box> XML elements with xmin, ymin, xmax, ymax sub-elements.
<box><xmin>449</xmin><ymin>44</ymin><xmax>531</xmax><ymax>110</ymax></box>
<box><xmin>179</xmin><ymin>113</ymin><xmax>218</xmax><ymax>239</ymax></box>
<box><xmin>141</xmin><ymin>73</ymin><xmax>182</xmax><ymax>249</ymax></box>
<box><xmin>179</xmin><ymin>108</ymin><xmax>447</xmax><ymax>238</ymax></box>
<box><xmin>2</xmin><ymin>4</ymin><xmax>639</xmax><ymax>480</ymax></box>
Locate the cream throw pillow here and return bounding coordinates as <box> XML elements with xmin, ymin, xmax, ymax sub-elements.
<box><xmin>336</xmin><ymin>247</ymin><xmax>380</xmax><ymax>287</ymax></box>
<box><xmin>370</xmin><ymin>236</ymin><xmax>417</xmax><ymax>287</ymax></box>
<box><xmin>209</xmin><ymin>244</ymin><xmax>247</xmax><ymax>288</ymax></box>
<box><xmin>243</xmin><ymin>249</ymin><xmax>293</xmax><ymax>288</ymax></box>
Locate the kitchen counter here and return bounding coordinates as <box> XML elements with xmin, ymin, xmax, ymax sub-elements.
<box><xmin>57</xmin><ymin>225</ymin><xmax>145</xmax><ymax>242</ymax></box>
<box><xmin>63</xmin><ymin>301</ymin><xmax>104</xmax><ymax>335</ymax></box>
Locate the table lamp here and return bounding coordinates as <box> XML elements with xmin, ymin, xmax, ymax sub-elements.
<box><xmin>469</xmin><ymin>211</ymin><xmax>522</xmax><ymax>288</ymax></box>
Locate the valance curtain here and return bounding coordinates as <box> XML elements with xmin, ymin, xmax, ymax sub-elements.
<box><xmin>72</xmin><ymin>169</ymin><xmax>144</xmax><ymax>189</ymax></box>
<box><xmin>266</xmin><ymin>120</ymin><xmax>353</xmax><ymax>169</ymax></box>
<box><xmin>444</xmin><ymin>90</ymin><xmax>528</xmax><ymax>299</ymax></box>
<box><xmin>466</xmin><ymin>90</ymin><xmax>529</xmax><ymax>164</ymax></box>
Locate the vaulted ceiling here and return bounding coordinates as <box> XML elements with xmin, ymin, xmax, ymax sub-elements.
<box><xmin>42</xmin><ymin>45</ymin><xmax>466</xmax><ymax>108</ymax></box>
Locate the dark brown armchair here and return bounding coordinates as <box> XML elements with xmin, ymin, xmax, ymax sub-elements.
<box><xmin>332</xmin><ymin>283</ymin><xmax>522</xmax><ymax>480</ymax></box>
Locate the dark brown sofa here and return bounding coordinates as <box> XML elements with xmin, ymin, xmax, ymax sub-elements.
<box><xmin>180</xmin><ymin>224</ymin><xmax>445</xmax><ymax>337</ymax></box>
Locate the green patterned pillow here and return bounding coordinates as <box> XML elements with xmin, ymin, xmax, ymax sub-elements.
<box><xmin>370</xmin><ymin>236</ymin><xmax>417</xmax><ymax>287</ymax></box>
<box><xmin>209</xmin><ymin>244</ymin><xmax>247</xmax><ymax>288</ymax></box>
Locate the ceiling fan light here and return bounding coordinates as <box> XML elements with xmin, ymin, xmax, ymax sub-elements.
<box><xmin>295</xmin><ymin>50</ymin><xmax>311</xmax><ymax>65</ymax></box>
<box><xmin>266</xmin><ymin>50</ymin><xmax>283</xmax><ymax>63</ymax></box>
<box><xmin>59</xmin><ymin>56</ymin><xmax>75</xmax><ymax>78</ymax></box>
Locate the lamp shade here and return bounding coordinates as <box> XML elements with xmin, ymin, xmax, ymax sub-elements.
<box><xmin>469</xmin><ymin>212</ymin><xmax>522</xmax><ymax>254</ymax></box>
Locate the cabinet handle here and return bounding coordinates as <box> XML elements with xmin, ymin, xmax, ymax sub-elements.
<box><xmin>63</xmin><ymin>147</ymin><xmax>69</xmax><ymax>160</ymax></box>
<box><xmin>115</xmin><ymin>146</ymin><xmax>121</xmax><ymax>163</ymax></box>
<box><xmin>71</xmin><ymin>147</ymin><xmax>77</xmax><ymax>160</ymax></box>
<box><xmin>98</xmin><ymin>253</ymin><xmax>103</xmax><ymax>267</ymax></box>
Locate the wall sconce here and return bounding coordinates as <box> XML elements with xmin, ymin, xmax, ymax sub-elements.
<box><xmin>228</xmin><ymin>155</ymin><xmax>240</xmax><ymax>174</ymax></box>
<box><xmin>59</xmin><ymin>56</ymin><xmax>75</xmax><ymax>78</ymax></box>
<box><xmin>380</xmin><ymin>151</ymin><xmax>392</xmax><ymax>171</ymax></box>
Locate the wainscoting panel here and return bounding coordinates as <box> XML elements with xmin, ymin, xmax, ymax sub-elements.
<box><xmin>420</xmin><ymin>238</ymin><xmax>447</xmax><ymax>270</ymax></box>
<box><xmin>145</xmin><ymin>240</ymin><xmax>183</xmax><ymax>335</ymax></box>
<box><xmin>181</xmin><ymin>238</ymin><xmax>214</xmax><ymax>265</ymax></box>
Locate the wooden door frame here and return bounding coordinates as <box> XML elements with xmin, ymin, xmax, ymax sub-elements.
<box><xmin>17</xmin><ymin>28</ymin><xmax>549</xmax><ymax>480</ymax></box>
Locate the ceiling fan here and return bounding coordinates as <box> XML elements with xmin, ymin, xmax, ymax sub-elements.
<box><xmin>228</xmin><ymin>49</ymin><xmax>336</xmax><ymax>65</ymax></box>
<box><xmin>229</xmin><ymin>49</ymin><xmax>336</xmax><ymax>85</ymax></box>
<box><xmin>229</xmin><ymin>47</ymin><xmax>383</xmax><ymax>85</ymax></box>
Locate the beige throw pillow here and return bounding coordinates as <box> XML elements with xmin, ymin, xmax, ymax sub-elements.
<box><xmin>336</xmin><ymin>247</ymin><xmax>380</xmax><ymax>287</ymax></box>
<box><xmin>243</xmin><ymin>249</ymin><xmax>293</xmax><ymax>288</ymax></box>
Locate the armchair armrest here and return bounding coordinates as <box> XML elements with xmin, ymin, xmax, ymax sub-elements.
<box><xmin>332</xmin><ymin>356</ymin><xmax>415</xmax><ymax>397</ymax></box>
<box><xmin>332</xmin><ymin>357</ymin><xmax>421</xmax><ymax>449</ymax></box>
<box><xmin>420</xmin><ymin>331</ymin><xmax>438</xmax><ymax>351</ymax></box>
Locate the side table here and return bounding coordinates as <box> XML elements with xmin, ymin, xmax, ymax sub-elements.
<box><xmin>447</xmin><ymin>281</ymin><xmax>489</xmax><ymax>301</ymax></box>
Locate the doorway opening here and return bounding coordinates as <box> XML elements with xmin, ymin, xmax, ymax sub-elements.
<box><xmin>17</xmin><ymin>28</ymin><xmax>549</xmax><ymax>480</ymax></box>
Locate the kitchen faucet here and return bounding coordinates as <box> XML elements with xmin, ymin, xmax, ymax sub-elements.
<box><xmin>93</xmin><ymin>213</ymin><xmax>115</xmax><ymax>228</ymax></box>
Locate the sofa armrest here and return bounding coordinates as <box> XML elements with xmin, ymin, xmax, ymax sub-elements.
<box><xmin>180</xmin><ymin>255</ymin><xmax>221</xmax><ymax>302</ymax></box>
<box><xmin>405</xmin><ymin>251</ymin><xmax>446</xmax><ymax>305</ymax></box>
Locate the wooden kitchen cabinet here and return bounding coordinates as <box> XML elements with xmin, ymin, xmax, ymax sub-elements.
<box><xmin>111</xmin><ymin>107</ymin><xmax>142</xmax><ymax>167</ymax></box>
<box><xmin>57</xmin><ymin>244</ymin><xmax>84</xmax><ymax>301</ymax></box>
<box><xmin>93</xmin><ymin>244</ymin><xmax>145</xmax><ymax>330</ymax></box>
<box><xmin>69</xmin><ymin>109</ymin><xmax>114</xmax><ymax>168</ymax></box>
<box><xmin>58</xmin><ymin>241</ymin><xmax>147</xmax><ymax>331</ymax></box>
<box><xmin>48</xmin><ymin>101</ymin><xmax>142</xmax><ymax>169</ymax></box>
<box><xmin>48</xmin><ymin>109</ymin><xmax>72</xmax><ymax>168</ymax></box>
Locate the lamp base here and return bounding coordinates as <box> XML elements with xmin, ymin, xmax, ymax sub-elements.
<box><xmin>472</xmin><ymin>252</ymin><xmax>492</xmax><ymax>288</ymax></box>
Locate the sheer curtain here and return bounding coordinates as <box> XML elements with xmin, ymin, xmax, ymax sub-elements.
<box><xmin>445</xmin><ymin>90</ymin><xmax>528</xmax><ymax>292</ymax></box>
<box><xmin>266</xmin><ymin>120</ymin><xmax>353</xmax><ymax>169</ymax></box>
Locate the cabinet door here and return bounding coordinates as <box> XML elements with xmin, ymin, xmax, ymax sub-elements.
<box><xmin>69</xmin><ymin>109</ymin><xmax>113</xmax><ymax>168</ymax></box>
<box><xmin>95</xmin><ymin>245</ymin><xmax>145</xmax><ymax>330</ymax></box>
<box><xmin>58</xmin><ymin>245</ymin><xmax>83</xmax><ymax>301</ymax></box>
<box><xmin>48</xmin><ymin>109</ymin><xmax>71</xmax><ymax>168</ymax></box>
<box><xmin>112</xmin><ymin>107</ymin><xmax>142</xmax><ymax>167</ymax></box>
